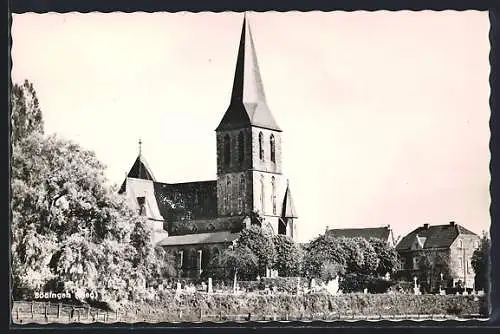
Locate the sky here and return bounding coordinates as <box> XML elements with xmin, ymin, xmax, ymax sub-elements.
<box><xmin>11</xmin><ymin>11</ymin><xmax>490</xmax><ymax>243</ymax></box>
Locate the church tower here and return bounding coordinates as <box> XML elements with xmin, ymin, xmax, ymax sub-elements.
<box><xmin>215</xmin><ymin>14</ymin><xmax>295</xmax><ymax>237</ymax></box>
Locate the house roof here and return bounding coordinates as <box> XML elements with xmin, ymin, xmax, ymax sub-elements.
<box><xmin>396</xmin><ymin>223</ymin><xmax>477</xmax><ymax>251</ymax></box>
<box><xmin>281</xmin><ymin>181</ymin><xmax>297</xmax><ymax>218</ymax></box>
<box><xmin>157</xmin><ymin>231</ymin><xmax>240</xmax><ymax>247</ymax></box>
<box><xmin>326</xmin><ymin>227</ymin><xmax>392</xmax><ymax>242</ymax></box>
<box><xmin>216</xmin><ymin>14</ymin><xmax>281</xmax><ymax>132</ymax></box>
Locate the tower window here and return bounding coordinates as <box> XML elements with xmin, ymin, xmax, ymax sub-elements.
<box><xmin>224</xmin><ymin>134</ymin><xmax>231</xmax><ymax>166</ymax></box>
<box><xmin>259</xmin><ymin>132</ymin><xmax>264</xmax><ymax>161</ymax></box>
<box><xmin>270</xmin><ymin>134</ymin><xmax>276</xmax><ymax>163</ymax></box>
<box><xmin>238</xmin><ymin>131</ymin><xmax>244</xmax><ymax>163</ymax></box>
<box><xmin>271</xmin><ymin>176</ymin><xmax>276</xmax><ymax>215</ymax></box>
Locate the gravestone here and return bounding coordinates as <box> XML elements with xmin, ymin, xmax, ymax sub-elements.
<box><xmin>208</xmin><ymin>278</ymin><xmax>213</xmax><ymax>293</ymax></box>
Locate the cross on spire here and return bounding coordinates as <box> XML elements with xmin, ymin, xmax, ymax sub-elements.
<box><xmin>138</xmin><ymin>138</ymin><xmax>142</xmax><ymax>156</ymax></box>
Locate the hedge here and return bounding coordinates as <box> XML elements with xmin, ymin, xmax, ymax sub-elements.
<box><xmin>120</xmin><ymin>291</ymin><xmax>487</xmax><ymax>322</ymax></box>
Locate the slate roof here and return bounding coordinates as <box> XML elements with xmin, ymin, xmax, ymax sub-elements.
<box><xmin>395</xmin><ymin>223</ymin><xmax>477</xmax><ymax>251</ymax></box>
<box><xmin>157</xmin><ymin>231</ymin><xmax>240</xmax><ymax>247</ymax></box>
<box><xmin>216</xmin><ymin>14</ymin><xmax>281</xmax><ymax>132</ymax></box>
<box><xmin>326</xmin><ymin>227</ymin><xmax>392</xmax><ymax>242</ymax></box>
<box><xmin>153</xmin><ymin>180</ymin><xmax>218</xmax><ymax>222</ymax></box>
<box><xmin>119</xmin><ymin>154</ymin><xmax>156</xmax><ymax>193</ymax></box>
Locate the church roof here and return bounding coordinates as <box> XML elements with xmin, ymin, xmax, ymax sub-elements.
<box><xmin>153</xmin><ymin>180</ymin><xmax>218</xmax><ymax>222</ymax></box>
<box><xmin>216</xmin><ymin>14</ymin><xmax>281</xmax><ymax>132</ymax></box>
<box><xmin>396</xmin><ymin>222</ymin><xmax>477</xmax><ymax>251</ymax></box>
<box><xmin>281</xmin><ymin>181</ymin><xmax>297</xmax><ymax>218</ymax></box>
<box><xmin>119</xmin><ymin>153</ymin><xmax>156</xmax><ymax>193</ymax></box>
<box><xmin>157</xmin><ymin>231</ymin><xmax>240</xmax><ymax>247</ymax></box>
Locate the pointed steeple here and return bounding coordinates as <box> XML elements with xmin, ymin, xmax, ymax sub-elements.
<box><xmin>127</xmin><ymin>139</ymin><xmax>156</xmax><ymax>181</ymax></box>
<box><xmin>282</xmin><ymin>180</ymin><xmax>297</xmax><ymax>218</ymax></box>
<box><xmin>216</xmin><ymin>13</ymin><xmax>281</xmax><ymax>132</ymax></box>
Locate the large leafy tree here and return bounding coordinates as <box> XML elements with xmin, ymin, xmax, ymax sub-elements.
<box><xmin>368</xmin><ymin>238</ymin><xmax>402</xmax><ymax>276</ymax></box>
<box><xmin>302</xmin><ymin>234</ymin><xmax>347</xmax><ymax>278</ymax></box>
<box><xmin>472</xmin><ymin>233</ymin><xmax>490</xmax><ymax>292</ymax></box>
<box><xmin>272</xmin><ymin>234</ymin><xmax>302</xmax><ymax>277</ymax></box>
<box><xmin>416</xmin><ymin>251</ymin><xmax>451</xmax><ymax>291</ymax></box>
<box><xmin>216</xmin><ymin>244</ymin><xmax>258</xmax><ymax>293</ymax></box>
<box><xmin>11</xmin><ymin>80</ymin><xmax>176</xmax><ymax>303</ymax></box>
<box><xmin>351</xmin><ymin>237</ymin><xmax>379</xmax><ymax>275</ymax></box>
<box><xmin>237</xmin><ymin>224</ymin><xmax>275</xmax><ymax>277</ymax></box>
<box><xmin>11</xmin><ymin>79</ymin><xmax>44</xmax><ymax>145</ymax></box>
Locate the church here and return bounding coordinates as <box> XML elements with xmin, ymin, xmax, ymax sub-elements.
<box><xmin>118</xmin><ymin>15</ymin><xmax>298</xmax><ymax>278</ymax></box>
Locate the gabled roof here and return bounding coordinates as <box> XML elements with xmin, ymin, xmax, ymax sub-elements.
<box><xmin>216</xmin><ymin>14</ymin><xmax>281</xmax><ymax>132</ymax></box>
<box><xmin>157</xmin><ymin>231</ymin><xmax>240</xmax><ymax>247</ymax></box>
<box><xmin>281</xmin><ymin>181</ymin><xmax>297</xmax><ymax>218</ymax></box>
<box><xmin>119</xmin><ymin>154</ymin><xmax>156</xmax><ymax>193</ymax></box>
<box><xmin>396</xmin><ymin>222</ymin><xmax>478</xmax><ymax>251</ymax></box>
<box><xmin>326</xmin><ymin>227</ymin><xmax>392</xmax><ymax>242</ymax></box>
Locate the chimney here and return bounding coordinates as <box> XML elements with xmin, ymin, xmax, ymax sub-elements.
<box><xmin>449</xmin><ymin>221</ymin><xmax>456</xmax><ymax>227</ymax></box>
<box><xmin>325</xmin><ymin>226</ymin><xmax>329</xmax><ymax>233</ymax></box>
<box><xmin>423</xmin><ymin>223</ymin><xmax>429</xmax><ymax>229</ymax></box>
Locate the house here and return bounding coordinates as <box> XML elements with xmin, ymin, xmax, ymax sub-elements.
<box><xmin>395</xmin><ymin>221</ymin><xmax>480</xmax><ymax>289</ymax></box>
<box><xmin>118</xmin><ymin>14</ymin><xmax>298</xmax><ymax>278</ymax></box>
<box><xmin>325</xmin><ymin>225</ymin><xmax>397</xmax><ymax>247</ymax></box>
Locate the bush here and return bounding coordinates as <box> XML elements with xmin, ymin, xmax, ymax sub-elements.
<box><xmin>340</xmin><ymin>274</ymin><xmax>396</xmax><ymax>294</ymax></box>
<box><xmin>122</xmin><ymin>291</ymin><xmax>485</xmax><ymax>322</ymax></box>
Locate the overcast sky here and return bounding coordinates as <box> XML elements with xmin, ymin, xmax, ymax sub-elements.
<box><xmin>11</xmin><ymin>11</ymin><xmax>490</xmax><ymax>242</ymax></box>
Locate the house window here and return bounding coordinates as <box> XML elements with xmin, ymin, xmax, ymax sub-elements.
<box><xmin>260</xmin><ymin>174</ymin><xmax>265</xmax><ymax>212</ymax></box>
<box><xmin>467</xmin><ymin>258</ymin><xmax>472</xmax><ymax>274</ymax></box>
<box><xmin>137</xmin><ymin>196</ymin><xmax>146</xmax><ymax>216</ymax></box>
<box><xmin>271</xmin><ymin>176</ymin><xmax>276</xmax><ymax>215</ymax></box>
<box><xmin>259</xmin><ymin>132</ymin><xmax>264</xmax><ymax>161</ymax></box>
<box><xmin>474</xmin><ymin>241</ymin><xmax>480</xmax><ymax>249</ymax></box>
<box><xmin>270</xmin><ymin>134</ymin><xmax>276</xmax><ymax>163</ymax></box>
<box><xmin>457</xmin><ymin>239</ymin><xmax>463</xmax><ymax>248</ymax></box>
<box><xmin>224</xmin><ymin>134</ymin><xmax>231</xmax><ymax>166</ymax></box>
<box><xmin>238</xmin><ymin>131</ymin><xmax>244</xmax><ymax>163</ymax></box>
<box><xmin>458</xmin><ymin>257</ymin><xmax>463</xmax><ymax>269</ymax></box>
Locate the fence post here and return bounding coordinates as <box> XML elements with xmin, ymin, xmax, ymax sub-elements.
<box><xmin>116</xmin><ymin>309</ymin><xmax>119</xmax><ymax>321</ymax></box>
<box><xmin>31</xmin><ymin>301</ymin><xmax>34</xmax><ymax>319</ymax></box>
<box><xmin>87</xmin><ymin>305</ymin><xmax>90</xmax><ymax>320</ymax></box>
<box><xmin>16</xmin><ymin>305</ymin><xmax>19</xmax><ymax>321</ymax></box>
<box><xmin>96</xmin><ymin>309</ymin><xmax>99</xmax><ymax>322</ymax></box>
<box><xmin>77</xmin><ymin>309</ymin><xmax>81</xmax><ymax>322</ymax></box>
<box><xmin>179</xmin><ymin>309</ymin><xmax>182</xmax><ymax>320</ymax></box>
<box><xmin>199</xmin><ymin>307</ymin><xmax>203</xmax><ymax>321</ymax></box>
<box><xmin>44</xmin><ymin>302</ymin><xmax>48</xmax><ymax>321</ymax></box>
<box><xmin>57</xmin><ymin>303</ymin><xmax>61</xmax><ymax>319</ymax></box>
<box><xmin>105</xmin><ymin>311</ymin><xmax>109</xmax><ymax>322</ymax></box>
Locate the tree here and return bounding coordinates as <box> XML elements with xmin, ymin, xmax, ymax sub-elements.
<box><xmin>272</xmin><ymin>234</ymin><xmax>302</xmax><ymax>277</ymax></box>
<box><xmin>472</xmin><ymin>233</ymin><xmax>490</xmax><ymax>292</ymax></box>
<box><xmin>368</xmin><ymin>238</ymin><xmax>402</xmax><ymax>276</ymax></box>
<box><xmin>351</xmin><ymin>237</ymin><xmax>379</xmax><ymax>275</ymax></box>
<box><xmin>11</xmin><ymin>80</ymin><xmax>176</xmax><ymax>303</ymax></box>
<box><xmin>216</xmin><ymin>244</ymin><xmax>258</xmax><ymax>293</ymax></box>
<box><xmin>11</xmin><ymin>79</ymin><xmax>44</xmax><ymax>145</ymax></box>
<box><xmin>417</xmin><ymin>251</ymin><xmax>451</xmax><ymax>292</ymax></box>
<box><xmin>335</xmin><ymin>237</ymin><xmax>365</xmax><ymax>274</ymax></box>
<box><xmin>237</xmin><ymin>225</ymin><xmax>275</xmax><ymax>277</ymax></box>
<box><xmin>302</xmin><ymin>234</ymin><xmax>347</xmax><ymax>278</ymax></box>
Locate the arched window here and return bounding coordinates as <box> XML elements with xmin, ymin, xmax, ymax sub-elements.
<box><xmin>223</xmin><ymin>134</ymin><xmax>231</xmax><ymax>166</ymax></box>
<box><xmin>458</xmin><ymin>239</ymin><xmax>463</xmax><ymax>248</ymax></box>
<box><xmin>238</xmin><ymin>131</ymin><xmax>245</xmax><ymax>163</ymax></box>
<box><xmin>271</xmin><ymin>176</ymin><xmax>277</xmax><ymax>215</ymax></box>
<box><xmin>270</xmin><ymin>134</ymin><xmax>276</xmax><ymax>163</ymax></box>
<box><xmin>259</xmin><ymin>132</ymin><xmax>264</xmax><ymax>161</ymax></box>
<box><xmin>239</xmin><ymin>175</ymin><xmax>245</xmax><ymax>212</ymax></box>
<box><xmin>225</xmin><ymin>177</ymin><xmax>231</xmax><ymax>211</ymax></box>
<box><xmin>260</xmin><ymin>174</ymin><xmax>265</xmax><ymax>212</ymax></box>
